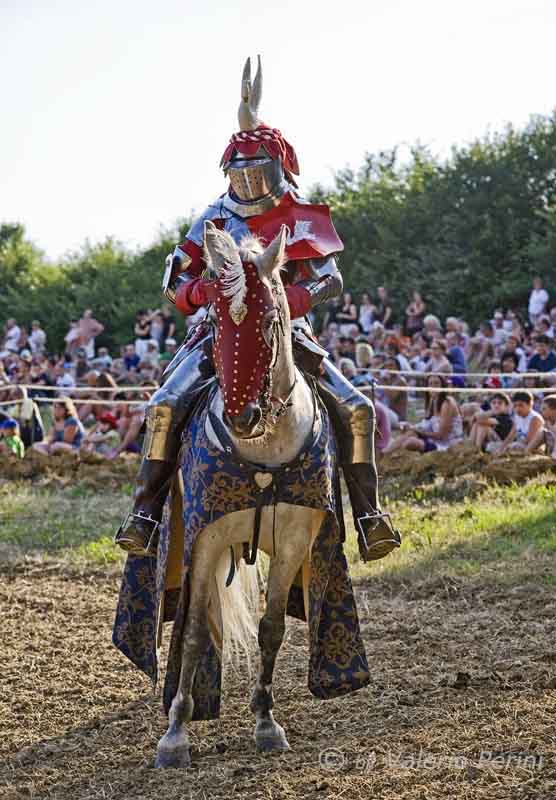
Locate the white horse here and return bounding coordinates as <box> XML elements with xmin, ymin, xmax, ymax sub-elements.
<box><xmin>155</xmin><ymin>222</ymin><xmax>329</xmax><ymax>768</ymax></box>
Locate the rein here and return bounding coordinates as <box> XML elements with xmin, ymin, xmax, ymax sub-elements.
<box><xmin>208</xmin><ymin>376</ymin><xmax>320</xmax><ymax>585</ymax></box>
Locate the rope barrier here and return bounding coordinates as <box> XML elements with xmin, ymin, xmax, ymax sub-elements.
<box><xmin>0</xmin><ymin>383</ymin><xmax>149</xmax><ymax>393</ymax></box>
<box><xmin>0</xmin><ymin>397</ymin><xmax>145</xmax><ymax>407</ymax></box>
<box><xmin>368</xmin><ymin>385</ymin><xmax>551</xmax><ymax>395</ymax></box>
<box><xmin>358</xmin><ymin>367</ymin><xmax>552</xmax><ymax>379</ymax></box>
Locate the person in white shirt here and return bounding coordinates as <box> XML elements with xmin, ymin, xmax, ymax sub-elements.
<box><xmin>498</xmin><ymin>390</ymin><xmax>544</xmax><ymax>454</ymax></box>
<box><xmin>528</xmin><ymin>277</ymin><xmax>549</xmax><ymax>325</ymax></box>
<box><xmin>29</xmin><ymin>321</ymin><xmax>47</xmax><ymax>355</ymax></box>
<box><xmin>2</xmin><ymin>319</ymin><xmax>21</xmax><ymax>355</ymax></box>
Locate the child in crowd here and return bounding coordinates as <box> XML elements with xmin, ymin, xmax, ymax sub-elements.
<box><xmin>468</xmin><ymin>392</ymin><xmax>513</xmax><ymax>453</ymax></box>
<box><xmin>0</xmin><ymin>418</ymin><xmax>25</xmax><ymax>457</ymax></box>
<box><xmin>526</xmin><ymin>393</ymin><xmax>556</xmax><ymax>459</ymax></box>
<box><xmin>498</xmin><ymin>390</ymin><xmax>544</xmax><ymax>455</ymax></box>
<box><xmin>81</xmin><ymin>412</ymin><xmax>121</xmax><ymax>456</ymax></box>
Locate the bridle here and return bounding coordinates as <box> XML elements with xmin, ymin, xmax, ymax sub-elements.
<box><xmin>254</xmin><ymin>275</ymin><xmax>297</xmax><ymax>432</ymax></box>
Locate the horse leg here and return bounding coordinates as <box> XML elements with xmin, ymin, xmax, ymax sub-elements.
<box><xmin>251</xmin><ymin>506</ymin><xmax>324</xmax><ymax>752</ymax></box>
<box><xmin>155</xmin><ymin>525</ymin><xmax>228</xmax><ymax>769</ymax></box>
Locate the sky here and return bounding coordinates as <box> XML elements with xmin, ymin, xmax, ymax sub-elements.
<box><xmin>1</xmin><ymin>0</ymin><xmax>555</xmax><ymax>261</ymax></box>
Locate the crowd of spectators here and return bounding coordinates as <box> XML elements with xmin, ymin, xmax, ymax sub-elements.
<box><xmin>2</xmin><ymin>276</ymin><xmax>556</xmax><ymax>463</ymax></box>
<box><xmin>0</xmin><ymin>305</ymin><xmax>180</xmax><ymax>460</ymax></box>
<box><xmin>316</xmin><ymin>276</ymin><xmax>556</xmax><ymax>456</ymax></box>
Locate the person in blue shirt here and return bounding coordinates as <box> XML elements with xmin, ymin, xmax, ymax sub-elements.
<box><xmin>445</xmin><ymin>331</ymin><xmax>467</xmax><ymax>387</ymax></box>
<box><xmin>527</xmin><ymin>335</ymin><xmax>556</xmax><ymax>373</ymax></box>
<box><xmin>123</xmin><ymin>344</ymin><xmax>141</xmax><ymax>372</ymax></box>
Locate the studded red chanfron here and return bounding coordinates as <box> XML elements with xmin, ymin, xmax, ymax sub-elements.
<box><xmin>206</xmin><ymin>262</ymin><xmax>275</xmax><ymax>419</ymax></box>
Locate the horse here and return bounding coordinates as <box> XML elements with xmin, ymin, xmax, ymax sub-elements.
<box><xmin>149</xmin><ymin>221</ymin><xmax>368</xmax><ymax>768</ymax></box>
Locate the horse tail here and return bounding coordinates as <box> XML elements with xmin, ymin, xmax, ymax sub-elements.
<box><xmin>214</xmin><ymin>550</ymin><xmax>261</xmax><ymax>672</ymax></box>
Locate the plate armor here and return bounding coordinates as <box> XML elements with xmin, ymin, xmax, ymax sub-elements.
<box><xmin>116</xmin><ymin>56</ymin><xmax>399</xmax><ymax>562</ymax></box>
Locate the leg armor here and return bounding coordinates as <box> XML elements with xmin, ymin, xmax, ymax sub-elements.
<box><xmin>316</xmin><ymin>358</ymin><xmax>401</xmax><ymax>562</ymax></box>
<box><xmin>115</xmin><ymin>332</ymin><xmax>214</xmax><ymax>556</ymax></box>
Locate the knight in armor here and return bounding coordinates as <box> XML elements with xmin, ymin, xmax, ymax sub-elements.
<box><xmin>115</xmin><ymin>56</ymin><xmax>400</xmax><ymax>562</ymax></box>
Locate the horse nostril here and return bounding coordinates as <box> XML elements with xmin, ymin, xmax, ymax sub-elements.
<box><xmin>229</xmin><ymin>403</ymin><xmax>261</xmax><ymax>434</ymax></box>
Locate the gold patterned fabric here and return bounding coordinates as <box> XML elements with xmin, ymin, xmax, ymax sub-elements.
<box><xmin>113</xmin><ymin>390</ymin><xmax>370</xmax><ymax>719</ymax></box>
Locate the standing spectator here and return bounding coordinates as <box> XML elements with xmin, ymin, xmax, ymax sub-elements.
<box><xmin>149</xmin><ymin>311</ymin><xmax>165</xmax><ymax>349</ymax></box>
<box><xmin>527</xmin><ymin>335</ymin><xmax>556</xmax><ymax>373</ymax></box>
<box><xmin>78</xmin><ymin>309</ymin><xmax>104</xmax><ymax>359</ymax></box>
<box><xmin>405</xmin><ymin>291</ymin><xmax>425</xmax><ymax>336</ymax></box>
<box><xmin>528</xmin><ymin>277</ymin><xmax>549</xmax><ymax>326</ymax></box>
<box><xmin>336</xmin><ymin>292</ymin><xmax>358</xmax><ymax>336</ymax></box>
<box><xmin>358</xmin><ymin>292</ymin><xmax>375</xmax><ymax>335</ymax></box>
<box><xmin>375</xmin><ymin>286</ymin><xmax>393</xmax><ymax>327</ymax></box>
<box><xmin>134</xmin><ymin>310</ymin><xmax>151</xmax><ymax>359</ymax></box>
<box><xmin>161</xmin><ymin>305</ymin><xmax>177</xmax><ymax>343</ymax></box>
<box><xmin>29</xmin><ymin>321</ymin><xmax>47</xmax><ymax>355</ymax></box>
<box><xmin>64</xmin><ymin>319</ymin><xmax>81</xmax><ymax>356</ymax></box>
<box><xmin>1</xmin><ymin>319</ymin><xmax>21</xmax><ymax>356</ymax></box>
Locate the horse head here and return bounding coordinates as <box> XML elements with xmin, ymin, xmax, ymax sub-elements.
<box><xmin>203</xmin><ymin>220</ymin><xmax>292</xmax><ymax>439</ymax></box>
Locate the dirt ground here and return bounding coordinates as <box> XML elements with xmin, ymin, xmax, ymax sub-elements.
<box><xmin>2</xmin><ymin>559</ymin><xmax>555</xmax><ymax>800</ymax></box>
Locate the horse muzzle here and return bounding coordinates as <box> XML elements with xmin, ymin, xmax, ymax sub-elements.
<box><xmin>227</xmin><ymin>403</ymin><xmax>263</xmax><ymax>438</ymax></box>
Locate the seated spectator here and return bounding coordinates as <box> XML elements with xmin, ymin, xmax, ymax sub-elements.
<box><xmin>468</xmin><ymin>392</ymin><xmax>513</xmax><ymax>453</ymax></box>
<box><xmin>425</xmin><ymin>340</ymin><xmax>453</xmax><ymax>375</ymax></box>
<box><xmin>501</xmin><ymin>335</ymin><xmax>528</xmax><ymax>373</ymax></box>
<box><xmin>483</xmin><ymin>361</ymin><xmax>502</xmax><ymax>389</ymax></box>
<box><xmin>445</xmin><ymin>331</ymin><xmax>466</xmax><ymax>386</ymax></box>
<box><xmin>381</xmin><ymin>356</ymin><xmax>408</xmax><ymax>422</ymax></box>
<box><xmin>81</xmin><ymin>412</ymin><xmax>121</xmax><ymax>456</ymax></box>
<box><xmin>91</xmin><ymin>346</ymin><xmax>113</xmax><ymax>370</ymax></box>
<box><xmin>160</xmin><ymin>337</ymin><xmax>178</xmax><ymax>371</ymax></box>
<box><xmin>108</xmin><ymin>382</ymin><xmax>156</xmax><ymax>458</ymax></box>
<box><xmin>385</xmin><ymin>374</ymin><xmax>463</xmax><ymax>453</ymax></box>
<box><xmin>498</xmin><ymin>391</ymin><xmax>544</xmax><ymax>455</ymax></box>
<box><xmin>535</xmin><ymin>394</ymin><xmax>556</xmax><ymax>458</ymax></box>
<box><xmin>123</xmin><ymin>343</ymin><xmax>141</xmax><ymax>372</ymax></box>
<box><xmin>33</xmin><ymin>398</ymin><xmax>85</xmax><ymax>454</ymax></box>
<box><xmin>0</xmin><ymin>418</ymin><xmax>25</xmax><ymax>458</ymax></box>
<box><xmin>422</xmin><ymin>314</ymin><xmax>442</xmax><ymax>340</ymax></box>
<box><xmin>527</xmin><ymin>335</ymin><xmax>556</xmax><ymax>373</ymax></box>
<box><xmin>338</xmin><ymin>358</ymin><xmax>357</xmax><ymax>381</ymax></box>
<box><xmin>520</xmin><ymin>373</ymin><xmax>544</xmax><ymax>411</ymax></box>
<box><xmin>335</xmin><ymin>335</ymin><xmax>356</xmax><ymax>364</ymax></box>
<box><xmin>500</xmin><ymin>353</ymin><xmax>521</xmax><ymax>389</ymax></box>
<box><xmin>374</xmin><ymin>399</ymin><xmax>392</xmax><ymax>453</ymax></box>
<box><xmin>54</xmin><ymin>361</ymin><xmax>76</xmax><ymax>396</ymax></box>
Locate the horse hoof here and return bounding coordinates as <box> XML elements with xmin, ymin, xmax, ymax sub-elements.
<box><xmin>255</xmin><ymin>722</ymin><xmax>290</xmax><ymax>752</ymax></box>
<box><xmin>154</xmin><ymin>745</ymin><xmax>191</xmax><ymax>769</ymax></box>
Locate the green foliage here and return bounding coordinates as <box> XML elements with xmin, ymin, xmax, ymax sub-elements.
<box><xmin>3</xmin><ymin>111</ymin><xmax>556</xmax><ymax>349</ymax></box>
<box><xmin>313</xmin><ymin>111</ymin><xmax>556</xmax><ymax>324</ymax></box>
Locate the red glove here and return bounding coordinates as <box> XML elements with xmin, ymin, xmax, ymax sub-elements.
<box><xmin>285</xmin><ymin>285</ymin><xmax>312</xmax><ymax>319</ymax></box>
<box><xmin>175</xmin><ymin>278</ymin><xmax>210</xmax><ymax>316</ymax></box>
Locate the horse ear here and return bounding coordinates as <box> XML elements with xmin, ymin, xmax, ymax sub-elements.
<box><xmin>257</xmin><ymin>225</ymin><xmax>287</xmax><ymax>279</ymax></box>
<box><xmin>203</xmin><ymin>220</ymin><xmax>239</xmax><ymax>276</ymax></box>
